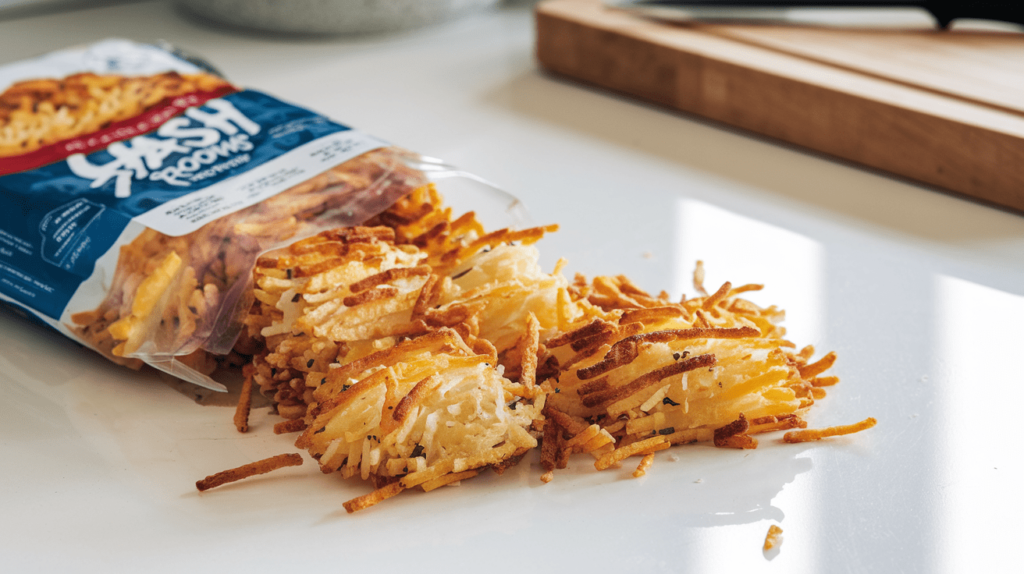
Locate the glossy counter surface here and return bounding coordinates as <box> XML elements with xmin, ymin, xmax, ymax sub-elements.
<box><xmin>1</xmin><ymin>2</ymin><xmax>1022</xmax><ymax>572</ymax></box>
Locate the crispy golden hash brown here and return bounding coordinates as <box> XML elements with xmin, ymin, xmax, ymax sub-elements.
<box><xmin>245</xmin><ymin>184</ymin><xmax>564</xmax><ymax>419</ymax></box>
<box><xmin>207</xmin><ymin>183</ymin><xmax>872</xmax><ymax>512</ymax></box>
<box><xmin>298</xmin><ymin>331</ymin><xmax>540</xmax><ymax>484</ymax></box>
<box><xmin>540</xmin><ymin>265</ymin><xmax>836</xmax><ymax>464</ymax></box>
<box><xmin>0</xmin><ymin>72</ymin><xmax>231</xmax><ymax>156</ymax></box>
<box><xmin>241</xmin><ymin>185</ymin><xmax>565</xmax><ymax>509</ymax></box>
<box><xmin>70</xmin><ymin>147</ymin><xmax>427</xmax><ymax>374</ymax></box>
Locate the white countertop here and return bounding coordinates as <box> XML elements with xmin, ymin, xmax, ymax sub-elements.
<box><xmin>2</xmin><ymin>1</ymin><xmax>1023</xmax><ymax>572</ymax></box>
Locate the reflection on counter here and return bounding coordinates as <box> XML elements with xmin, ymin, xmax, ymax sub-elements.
<box><xmin>935</xmin><ymin>275</ymin><xmax>1024</xmax><ymax>572</ymax></box>
<box><xmin>673</xmin><ymin>199</ymin><xmax>829</xmax><ymax>569</ymax></box>
<box><xmin>673</xmin><ymin>199</ymin><xmax>824</xmax><ymax>344</ymax></box>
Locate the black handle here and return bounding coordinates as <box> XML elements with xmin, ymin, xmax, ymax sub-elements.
<box><xmin>642</xmin><ymin>1</ymin><xmax>930</xmax><ymax>5</ymax></box>
<box><xmin>639</xmin><ymin>0</ymin><xmax>1024</xmax><ymax>28</ymax></box>
<box><xmin>926</xmin><ymin>1</ymin><xmax>1024</xmax><ymax>28</ymax></box>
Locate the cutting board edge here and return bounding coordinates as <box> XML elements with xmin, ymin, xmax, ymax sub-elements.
<box><xmin>535</xmin><ymin>0</ymin><xmax>1024</xmax><ymax>213</ymax></box>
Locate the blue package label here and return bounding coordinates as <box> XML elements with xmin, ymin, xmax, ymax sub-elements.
<box><xmin>0</xmin><ymin>89</ymin><xmax>386</xmax><ymax>321</ymax></box>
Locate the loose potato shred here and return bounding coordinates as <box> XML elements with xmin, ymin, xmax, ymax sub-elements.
<box><xmin>716</xmin><ymin>435</ymin><xmax>758</xmax><ymax>449</ymax></box>
<box><xmin>233</xmin><ymin>364</ymin><xmax>254</xmax><ymax>433</ymax></box>
<box><xmin>693</xmin><ymin>261</ymin><xmax>708</xmax><ymax>296</ymax></box>
<box><xmin>784</xmin><ymin>418</ymin><xmax>877</xmax><ymax>443</ymax></box>
<box><xmin>728</xmin><ymin>283</ymin><xmax>764</xmax><ymax>296</ymax></box>
<box><xmin>274</xmin><ymin>419</ymin><xmax>307</xmax><ymax>434</ymax></box>
<box><xmin>594</xmin><ymin>436</ymin><xmax>669</xmax><ymax>471</ymax></box>
<box><xmin>196</xmin><ymin>453</ymin><xmax>303</xmax><ymax>492</ymax></box>
<box><xmin>764</xmin><ymin>525</ymin><xmax>784</xmax><ymax>551</ymax></box>
<box><xmin>811</xmin><ymin>376</ymin><xmax>840</xmax><ymax>388</ymax></box>
<box><xmin>702</xmin><ymin>281</ymin><xmax>732</xmax><ymax>310</ymax></box>
<box><xmin>798</xmin><ymin>352</ymin><xmax>838</xmax><ymax>379</ymax></box>
<box><xmin>633</xmin><ymin>453</ymin><xmax>655</xmax><ymax>478</ymax></box>
<box><xmin>343</xmin><ymin>482</ymin><xmax>405</xmax><ymax>513</ymax></box>
<box><xmin>747</xmin><ymin>414</ymin><xmax>806</xmax><ymax>435</ymax></box>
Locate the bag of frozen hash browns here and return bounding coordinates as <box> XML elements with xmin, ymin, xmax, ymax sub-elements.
<box><xmin>0</xmin><ymin>39</ymin><xmax>517</xmax><ymax>390</ymax></box>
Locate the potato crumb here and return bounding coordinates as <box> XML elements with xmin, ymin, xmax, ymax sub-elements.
<box><xmin>763</xmin><ymin>525</ymin><xmax>783</xmax><ymax>551</ymax></box>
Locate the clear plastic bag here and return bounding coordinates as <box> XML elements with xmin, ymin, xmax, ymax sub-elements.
<box><xmin>74</xmin><ymin>150</ymin><xmax>528</xmax><ymax>390</ymax></box>
<box><xmin>0</xmin><ymin>40</ymin><xmax>527</xmax><ymax>391</ymax></box>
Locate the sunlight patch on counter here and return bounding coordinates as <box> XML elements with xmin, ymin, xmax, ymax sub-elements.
<box><xmin>935</xmin><ymin>275</ymin><xmax>1024</xmax><ymax>573</ymax></box>
<box><xmin>673</xmin><ymin>199</ymin><xmax>824</xmax><ymax>344</ymax></box>
<box><xmin>673</xmin><ymin>199</ymin><xmax>825</xmax><ymax>570</ymax></box>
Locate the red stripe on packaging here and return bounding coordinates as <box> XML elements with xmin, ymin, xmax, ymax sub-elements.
<box><xmin>0</xmin><ymin>85</ymin><xmax>238</xmax><ymax>176</ymax></box>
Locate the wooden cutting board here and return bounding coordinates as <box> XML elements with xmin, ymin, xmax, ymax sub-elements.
<box><xmin>535</xmin><ymin>0</ymin><xmax>1024</xmax><ymax>213</ymax></box>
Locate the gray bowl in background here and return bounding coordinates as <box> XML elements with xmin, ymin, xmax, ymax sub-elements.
<box><xmin>175</xmin><ymin>0</ymin><xmax>502</xmax><ymax>35</ymax></box>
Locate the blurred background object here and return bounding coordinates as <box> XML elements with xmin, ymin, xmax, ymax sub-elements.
<box><xmin>0</xmin><ymin>0</ymin><xmax>138</xmax><ymax>19</ymax></box>
<box><xmin>174</xmin><ymin>0</ymin><xmax>503</xmax><ymax>34</ymax></box>
<box><xmin>604</xmin><ymin>0</ymin><xmax>1024</xmax><ymax>30</ymax></box>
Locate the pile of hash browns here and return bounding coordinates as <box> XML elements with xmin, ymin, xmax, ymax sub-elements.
<box><xmin>195</xmin><ymin>183</ymin><xmax>875</xmax><ymax>512</ymax></box>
